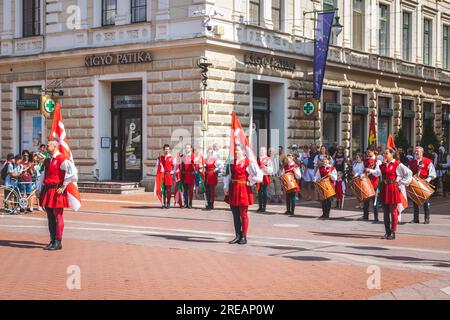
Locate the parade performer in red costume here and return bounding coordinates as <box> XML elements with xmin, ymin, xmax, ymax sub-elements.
<box><xmin>368</xmin><ymin>148</ymin><xmax>412</xmax><ymax>240</ymax></box>
<box><xmin>224</xmin><ymin>112</ymin><xmax>262</xmax><ymax>245</ymax></box>
<box><xmin>155</xmin><ymin>144</ymin><xmax>175</xmax><ymax>208</ymax></box>
<box><xmin>36</xmin><ymin>139</ymin><xmax>78</xmax><ymax>251</ymax></box>
<box><xmin>282</xmin><ymin>153</ymin><xmax>301</xmax><ymax>215</ymax></box>
<box><xmin>181</xmin><ymin>144</ymin><xmax>196</xmax><ymax>208</ymax></box>
<box><xmin>314</xmin><ymin>155</ymin><xmax>337</xmax><ymax>219</ymax></box>
<box><xmin>335</xmin><ymin>172</ymin><xmax>346</xmax><ymax>209</ymax></box>
<box><xmin>361</xmin><ymin>147</ymin><xmax>382</xmax><ymax>221</ymax></box>
<box><xmin>257</xmin><ymin>147</ymin><xmax>273</xmax><ymax>213</ymax></box>
<box><xmin>409</xmin><ymin>146</ymin><xmax>436</xmax><ymax>224</ymax></box>
<box><xmin>204</xmin><ymin>147</ymin><xmax>223</xmax><ymax>210</ymax></box>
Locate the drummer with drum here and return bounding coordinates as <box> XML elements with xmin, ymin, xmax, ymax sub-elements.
<box><xmin>362</xmin><ymin>147</ymin><xmax>382</xmax><ymax>221</ymax></box>
<box><xmin>282</xmin><ymin>153</ymin><xmax>302</xmax><ymax>215</ymax></box>
<box><xmin>408</xmin><ymin>146</ymin><xmax>436</xmax><ymax>224</ymax></box>
<box><xmin>313</xmin><ymin>155</ymin><xmax>337</xmax><ymax>220</ymax></box>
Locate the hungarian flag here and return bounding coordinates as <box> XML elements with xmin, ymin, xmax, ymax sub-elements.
<box><xmin>49</xmin><ymin>103</ymin><xmax>82</xmax><ymax>211</ymax></box>
<box><xmin>154</xmin><ymin>154</ymin><xmax>164</xmax><ymax>204</ymax></box>
<box><xmin>368</xmin><ymin>111</ymin><xmax>376</xmax><ymax>147</ymax></box>
<box><xmin>386</xmin><ymin>133</ymin><xmax>396</xmax><ymax>149</ymax></box>
<box><xmin>174</xmin><ymin>153</ymin><xmax>183</xmax><ymax>207</ymax></box>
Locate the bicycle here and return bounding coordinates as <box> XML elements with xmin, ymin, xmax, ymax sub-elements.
<box><xmin>0</xmin><ymin>182</ymin><xmax>37</xmax><ymax>215</ymax></box>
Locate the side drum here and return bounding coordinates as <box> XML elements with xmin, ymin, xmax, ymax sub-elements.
<box><xmin>349</xmin><ymin>176</ymin><xmax>375</xmax><ymax>202</ymax></box>
<box><xmin>281</xmin><ymin>172</ymin><xmax>298</xmax><ymax>193</ymax></box>
<box><xmin>406</xmin><ymin>177</ymin><xmax>434</xmax><ymax>206</ymax></box>
<box><xmin>314</xmin><ymin>178</ymin><xmax>336</xmax><ymax>201</ymax></box>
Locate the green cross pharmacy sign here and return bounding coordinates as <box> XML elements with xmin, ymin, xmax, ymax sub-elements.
<box><xmin>303</xmin><ymin>101</ymin><xmax>315</xmax><ymax>115</ymax></box>
<box><xmin>300</xmin><ymin>98</ymin><xmax>318</xmax><ymax>118</ymax></box>
<box><xmin>40</xmin><ymin>95</ymin><xmax>57</xmax><ymax>118</ymax></box>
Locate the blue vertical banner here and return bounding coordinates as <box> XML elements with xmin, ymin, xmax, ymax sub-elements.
<box><xmin>313</xmin><ymin>12</ymin><xmax>335</xmax><ymax>99</ymax></box>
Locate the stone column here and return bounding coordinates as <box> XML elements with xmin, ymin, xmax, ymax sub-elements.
<box><xmin>415</xmin><ymin>96</ymin><xmax>423</xmax><ymax>144</ymax></box>
<box><xmin>341</xmin><ymin>87</ymin><xmax>352</xmax><ymax>157</ymax></box>
<box><xmin>368</xmin><ymin>0</ymin><xmax>378</xmax><ymax>54</ymax></box>
<box><xmin>393</xmin><ymin>0</ymin><xmax>402</xmax><ymax>59</ymax></box>
<box><xmin>435</xmin><ymin>100</ymin><xmax>443</xmax><ymax>142</ymax></box>
<box><xmin>416</xmin><ymin>4</ymin><xmax>423</xmax><ymax>64</ymax></box>
<box><xmin>1</xmin><ymin>0</ymin><xmax>13</xmax><ymax>55</ymax></box>
<box><xmin>436</xmin><ymin>12</ymin><xmax>442</xmax><ymax>68</ymax></box>
<box><xmin>155</xmin><ymin>0</ymin><xmax>170</xmax><ymax>39</ymax></box>
<box><xmin>261</xmin><ymin>0</ymin><xmax>274</xmax><ymax>29</ymax></box>
<box><xmin>78</xmin><ymin>0</ymin><xmax>89</xmax><ymax>29</ymax></box>
<box><xmin>342</xmin><ymin>0</ymin><xmax>352</xmax><ymax>48</ymax></box>
<box><xmin>393</xmin><ymin>94</ymin><xmax>402</xmax><ymax>135</ymax></box>
<box><xmin>293</xmin><ymin>0</ymin><xmax>302</xmax><ymax>36</ymax></box>
<box><xmin>233</xmin><ymin>0</ymin><xmax>243</xmax><ymax>22</ymax></box>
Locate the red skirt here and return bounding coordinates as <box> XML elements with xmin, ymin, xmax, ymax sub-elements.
<box><xmin>40</xmin><ymin>188</ymin><xmax>69</xmax><ymax>208</ymax></box>
<box><xmin>379</xmin><ymin>184</ymin><xmax>401</xmax><ymax>204</ymax></box>
<box><xmin>164</xmin><ymin>172</ymin><xmax>173</xmax><ymax>186</ymax></box>
<box><xmin>182</xmin><ymin>173</ymin><xmax>195</xmax><ymax>185</ymax></box>
<box><xmin>227</xmin><ymin>183</ymin><xmax>254</xmax><ymax>206</ymax></box>
<box><xmin>335</xmin><ymin>182</ymin><xmax>344</xmax><ymax>200</ymax></box>
<box><xmin>205</xmin><ymin>171</ymin><xmax>218</xmax><ymax>185</ymax></box>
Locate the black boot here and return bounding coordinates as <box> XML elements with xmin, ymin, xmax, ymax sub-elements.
<box><xmin>373</xmin><ymin>206</ymin><xmax>379</xmax><ymax>222</ymax></box>
<box><xmin>238</xmin><ymin>236</ymin><xmax>247</xmax><ymax>245</ymax></box>
<box><xmin>424</xmin><ymin>203</ymin><xmax>430</xmax><ymax>224</ymax></box>
<box><xmin>412</xmin><ymin>204</ymin><xmax>420</xmax><ymax>223</ymax></box>
<box><xmin>48</xmin><ymin>239</ymin><xmax>62</xmax><ymax>250</ymax></box>
<box><xmin>387</xmin><ymin>232</ymin><xmax>396</xmax><ymax>240</ymax></box>
<box><xmin>43</xmin><ymin>240</ymin><xmax>55</xmax><ymax>250</ymax></box>
<box><xmin>228</xmin><ymin>234</ymin><xmax>241</xmax><ymax>244</ymax></box>
<box><xmin>285</xmin><ymin>195</ymin><xmax>291</xmax><ymax>215</ymax></box>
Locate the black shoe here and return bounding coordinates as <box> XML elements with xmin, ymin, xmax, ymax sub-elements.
<box><xmin>43</xmin><ymin>241</ymin><xmax>55</xmax><ymax>250</ymax></box>
<box><xmin>358</xmin><ymin>216</ymin><xmax>369</xmax><ymax>221</ymax></box>
<box><xmin>20</xmin><ymin>208</ymin><xmax>25</xmax><ymax>213</ymax></box>
<box><xmin>228</xmin><ymin>236</ymin><xmax>241</xmax><ymax>244</ymax></box>
<box><xmin>26</xmin><ymin>208</ymin><xmax>33</xmax><ymax>213</ymax></box>
<box><xmin>373</xmin><ymin>217</ymin><xmax>379</xmax><ymax>222</ymax></box>
<box><xmin>256</xmin><ymin>208</ymin><xmax>263</xmax><ymax>213</ymax></box>
<box><xmin>48</xmin><ymin>240</ymin><xmax>62</xmax><ymax>250</ymax></box>
<box><xmin>238</xmin><ymin>236</ymin><xmax>247</xmax><ymax>245</ymax></box>
<box><xmin>387</xmin><ymin>232</ymin><xmax>396</xmax><ymax>240</ymax></box>
<box><xmin>284</xmin><ymin>210</ymin><xmax>291</xmax><ymax>215</ymax></box>
<box><xmin>410</xmin><ymin>219</ymin><xmax>419</xmax><ymax>224</ymax></box>
<box><xmin>424</xmin><ymin>219</ymin><xmax>430</xmax><ymax>224</ymax></box>
<box><xmin>382</xmin><ymin>233</ymin><xmax>390</xmax><ymax>239</ymax></box>
<box><xmin>260</xmin><ymin>208</ymin><xmax>266</xmax><ymax>213</ymax></box>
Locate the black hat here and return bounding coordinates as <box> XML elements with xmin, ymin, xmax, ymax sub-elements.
<box><xmin>6</xmin><ymin>153</ymin><xmax>14</xmax><ymax>160</ymax></box>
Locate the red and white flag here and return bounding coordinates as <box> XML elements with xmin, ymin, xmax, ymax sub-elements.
<box><xmin>49</xmin><ymin>102</ymin><xmax>82</xmax><ymax>211</ymax></box>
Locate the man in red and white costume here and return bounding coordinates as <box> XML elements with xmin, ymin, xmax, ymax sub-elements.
<box><xmin>409</xmin><ymin>146</ymin><xmax>436</xmax><ymax>224</ymax></box>
<box><xmin>224</xmin><ymin>144</ymin><xmax>262</xmax><ymax>245</ymax></box>
<box><xmin>313</xmin><ymin>155</ymin><xmax>337</xmax><ymax>220</ymax></box>
<box><xmin>362</xmin><ymin>146</ymin><xmax>382</xmax><ymax>221</ymax></box>
<box><xmin>257</xmin><ymin>147</ymin><xmax>273</xmax><ymax>213</ymax></box>
<box><xmin>155</xmin><ymin>144</ymin><xmax>175</xmax><ymax>208</ymax></box>
<box><xmin>36</xmin><ymin>139</ymin><xmax>78</xmax><ymax>251</ymax></box>
<box><xmin>204</xmin><ymin>147</ymin><xmax>223</xmax><ymax>210</ymax></box>
<box><xmin>367</xmin><ymin>148</ymin><xmax>412</xmax><ymax>240</ymax></box>
<box><xmin>181</xmin><ymin>144</ymin><xmax>196</xmax><ymax>208</ymax></box>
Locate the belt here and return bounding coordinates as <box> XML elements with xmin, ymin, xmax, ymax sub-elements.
<box><xmin>383</xmin><ymin>180</ymin><xmax>397</xmax><ymax>184</ymax></box>
<box><xmin>206</xmin><ymin>169</ymin><xmax>215</xmax><ymax>172</ymax></box>
<box><xmin>184</xmin><ymin>171</ymin><xmax>195</xmax><ymax>174</ymax></box>
<box><xmin>232</xmin><ymin>179</ymin><xmax>247</xmax><ymax>184</ymax></box>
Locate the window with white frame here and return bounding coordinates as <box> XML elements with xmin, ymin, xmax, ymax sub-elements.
<box><xmin>131</xmin><ymin>0</ymin><xmax>147</xmax><ymax>23</ymax></box>
<box><xmin>102</xmin><ymin>0</ymin><xmax>117</xmax><ymax>26</ymax></box>
<box><xmin>379</xmin><ymin>4</ymin><xmax>389</xmax><ymax>56</ymax></box>
<box><xmin>23</xmin><ymin>0</ymin><xmax>41</xmax><ymax>37</ymax></box>
<box><xmin>443</xmin><ymin>25</ymin><xmax>449</xmax><ymax>69</ymax></box>
<box><xmin>249</xmin><ymin>0</ymin><xmax>261</xmax><ymax>26</ymax></box>
<box><xmin>402</xmin><ymin>12</ymin><xmax>412</xmax><ymax>61</ymax></box>
<box><xmin>352</xmin><ymin>0</ymin><xmax>364</xmax><ymax>51</ymax></box>
<box><xmin>423</xmin><ymin>18</ymin><xmax>432</xmax><ymax>65</ymax></box>
<box><xmin>272</xmin><ymin>0</ymin><xmax>282</xmax><ymax>31</ymax></box>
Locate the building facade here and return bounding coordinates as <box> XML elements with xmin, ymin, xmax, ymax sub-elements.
<box><xmin>0</xmin><ymin>0</ymin><xmax>449</xmax><ymax>189</ymax></box>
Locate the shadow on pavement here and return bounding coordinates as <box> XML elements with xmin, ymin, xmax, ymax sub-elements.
<box><xmin>145</xmin><ymin>234</ymin><xmax>219</xmax><ymax>243</ymax></box>
<box><xmin>283</xmin><ymin>255</ymin><xmax>331</xmax><ymax>262</ymax></box>
<box><xmin>0</xmin><ymin>240</ymin><xmax>47</xmax><ymax>249</ymax></box>
<box><xmin>348</xmin><ymin>246</ymin><xmax>389</xmax><ymax>251</ymax></box>
<box><xmin>311</xmin><ymin>231</ymin><xmax>381</xmax><ymax>239</ymax></box>
<box><xmin>259</xmin><ymin>245</ymin><xmax>308</xmax><ymax>251</ymax></box>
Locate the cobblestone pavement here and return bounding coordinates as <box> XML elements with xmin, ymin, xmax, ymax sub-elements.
<box><xmin>0</xmin><ymin>193</ymin><xmax>449</xmax><ymax>300</ymax></box>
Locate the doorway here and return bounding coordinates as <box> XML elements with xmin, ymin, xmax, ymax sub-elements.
<box><xmin>110</xmin><ymin>81</ymin><xmax>142</xmax><ymax>181</ymax></box>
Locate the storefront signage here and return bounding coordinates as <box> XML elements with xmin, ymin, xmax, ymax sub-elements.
<box><xmin>40</xmin><ymin>95</ymin><xmax>57</xmax><ymax>118</ymax></box>
<box><xmin>378</xmin><ymin>107</ymin><xmax>393</xmax><ymax>117</ymax></box>
<box><xmin>352</xmin><ymin>105</ymin><xmax>368</xmax><ymax>115</ymax></box>
<box><xmin>424</xmin><ymin>111</ymin><xmax>435</xmax><ymax>120</ymax></box>
<box><xmin>113</xmin><ymin>95</ymin><xmax>142</xmax><ymax>109</ymax></box>
<box><xmin>402</xmin><ymin>110</ymin><xmax>415</xmax><ymax>119</ymax></box>
<box><xmin>324</xmin><ymin>103</ymin><xmax>341</xmax><ymax>113</ymax></box>
<box><xmin>16</xmin><ymin>99</ymin><xmax>39</xmax><ymax>108</ymax></box>
<box><xmin>85</xmin><ymin>52</ymin><xmax>152</xmax><ymax>67</ymax></box>
<box><xmin>299</xmin><ymin>98</ymin><xmax>319</xmax><ymax>118</ymax></box>
<box><xmin>244</xmin><ymin>54</ymin><xmax>296</xmax><ymax>72</ymax></box>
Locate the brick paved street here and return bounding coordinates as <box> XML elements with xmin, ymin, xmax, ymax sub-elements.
<box><xmin>0</xmin><ymin>193</ymin><xmax>450</xmax><ymax>300</ymax></box>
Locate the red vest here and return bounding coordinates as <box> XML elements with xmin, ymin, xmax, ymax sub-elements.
<box><xmin>258</xmin><ymin>156</ymin><xmax>271</xmax><ymax>185</ymax></box>
<box><xmin>182</xmin><ymin>153</ymin><xmax>196</xmax><ymax>184</ymax></box>
<box><xmin>364</xmin><ymin>157</ymin><xmax>380</xmax><ymax>189</ymax></box>
<box><xmin>205</xmin><ymin>156</ymin><xmax>218</xmax><ymax>185</ymax></box>
<box><xmin>409</xmin><ymin>157</ymin><xmax>432</xmax><ymax>179</ymax></box>
<box><xmin>43</xmin><ymin>154</ymin><xmax>66</xmax><ymax>186</ymax></box>
<box><xmin>227</xmin><ymin>158</ymin><xmax>253</xmax><ymax>206</ymax></box>
<box><xmin>159</xmin><ymin>155</ymin><xmax>174</xmax><ymax>185</ymax></box>
<box><xmin>319</xmin><ymin>166</ymin><xmax>335</xmax><ymax>178</ymax></box>
<box><xmin>380</xmin><ymin>161</ymin><xmax>400</xmax><ymax>181</ymax></box>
